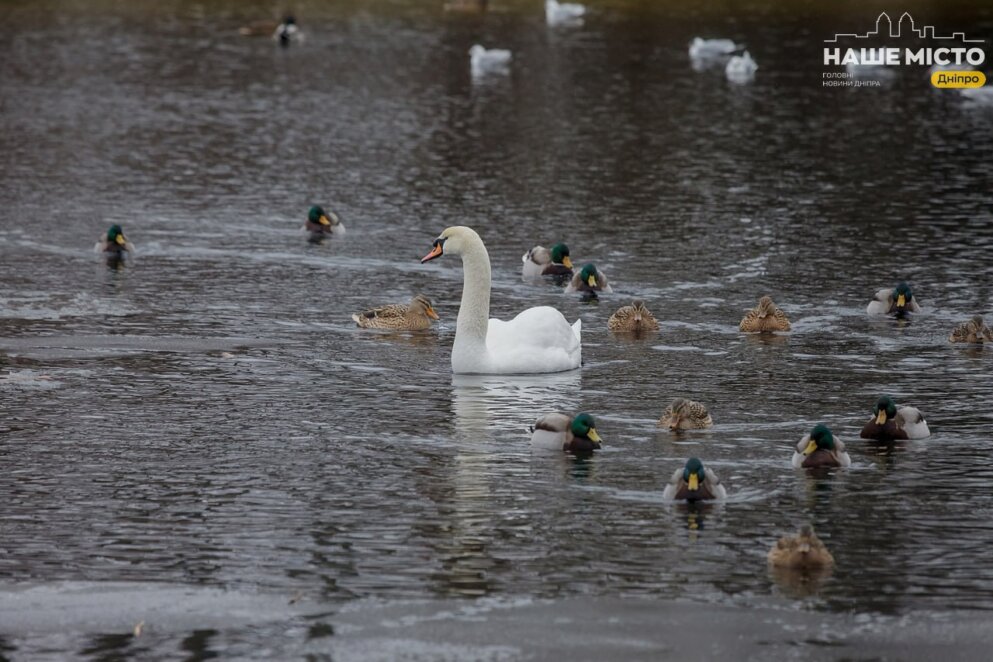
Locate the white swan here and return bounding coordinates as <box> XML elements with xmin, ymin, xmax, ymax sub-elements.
<box><xmin>421</xmin><ymin>226</ymin><xmax>582</xmax><ymax>374</ymax></box>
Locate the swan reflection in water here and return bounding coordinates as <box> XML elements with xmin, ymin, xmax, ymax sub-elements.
<box><xmin>428</xmin><ymin>371</ymin><xmax>581</xmax><ymax>596</ymax></box>
<box><xmin>450</xmin><ymin>370</ymin><xmax>582</xmax><ymax>441</ymax></box>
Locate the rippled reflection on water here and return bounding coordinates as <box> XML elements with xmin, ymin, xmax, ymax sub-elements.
<box><xmin>2</xmin><ymin>0</ymin><xmax>993</xmax><ymax>657</ymax></box>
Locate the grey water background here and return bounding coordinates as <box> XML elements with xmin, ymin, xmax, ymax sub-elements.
<box><xmin>2</xmin><ymin>0</ymin><xmax>993</xmax><ymax>659</ymax></box>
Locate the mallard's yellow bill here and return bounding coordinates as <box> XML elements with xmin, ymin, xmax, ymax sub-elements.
<box><xmin>426</xmin><ymin>307</ymin><xmax>439</xmax><ymax>320</ymax></box>
<box><xmin>115</xmin><ymin>234</ymin><xmax>127</xmax><ymax>245</ymax></box>
<box><xmin>688</xmin><ymin>473</ymin><xmax>699</xmax><ymax>491</ymax></box>
<box><xmin>587</xmin><ymin>275</ymin><xmax>597</xmax><ymax>287</ymax></box>
<box><xmin>803</xmin><ymin>440</ymin><xmax>817</xmax><ymax>455</ymax></box>
<box><xmin>587</xmin><ymin>428</ymin><xmax>601</xmax><ymax>443</ymax></box>
<box><xmin>876</xmin><ymin>411</ymin><xmax>887</xmax><ymax>425</ymax></box>
<box><xmin>318</xmin><ymin>215</ymin><xmax>331</xmax><ymax>226</ymax></box>
<box><xmin>562</xmin><ymin>256</ymin><xmax>573</xmax><ymax>269</ymax></box>
<box><xmin>897</xmin><ymin>294</ymin><xmax>906</xmax><ymax>307</ymax></box>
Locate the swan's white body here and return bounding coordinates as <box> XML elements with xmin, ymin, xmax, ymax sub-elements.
<box><xmin>546</xmin><ymin>0</ymin><xmax>585</xmax><ymax>27</ymax></box>
<box><xmin>725</xmin><ymin>51</ymin><xmax>757</xmax><ymax>83</ymax></box>
<box><xmin>688</xmin><ymin>37</ymin><xmax>738</xmax><ymax>60</ymax></box>
<box><xmin>469</xmin><ymin>45</ymin><xmax>512</xmax><ymax>77</ymax></box>
<box><xmin>427</xmin><ymin>227</ymin><xmax>582</xmax><ymax>374</ymax></box>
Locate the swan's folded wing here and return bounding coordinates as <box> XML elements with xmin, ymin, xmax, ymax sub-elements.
<box><xmin>485</xmin><ymin>306</ymin><xmax>581</xmax><ymax>372</ymax></box>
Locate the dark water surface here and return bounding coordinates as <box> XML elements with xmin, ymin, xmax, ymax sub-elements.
<box><xmin>2</xmin><ymin>0</ymin><xmax>993</xmax><ymax>659</ymax></box>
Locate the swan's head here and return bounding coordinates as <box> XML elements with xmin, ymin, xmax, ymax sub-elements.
<box><xmin>682</xmin><ymin>457</ymin><xmax>706</xmax><ymax>491</ymax></box>
<box><xmin>469</xmin><ymin>45</ymin><xmax>485</xmax><ymax>58</ymax></box>
<box><xmin>409</xmin><ymin>294</ymin><xmax>440</xmax><ymax>321</ymax></box>
<box><xmin>550</xmin><ymin>243</ymin><xmax>572</xmax><ymax>268</ymax></box>
<box><xmin>873</xmin><ymin>396</ymin><xmax>897</xmax><ymax>424</ymax></box>
<box><xmin>570</xmin><ymin>413</ymin><xmax>601</xmax><ymax>443</ymax></box>
<box><xmin>421</xmin><ymin>226</ymin><xmax>479</xmax><ymax>262</ymax></box>
<box><xmin>803</xmin><ymin>424</ymin><xmax>836</xmax><ymax>455</ymax></box>
<box><xmin>579</xmin><ymin>263</ymin><xmax>600</xmax><ymax>288</ymax></box>
<box><xmin>308</xmin><ymin>206</ymin><xmax>340</xmax><ymax>227</ymax></box>
<box><xmin>106</xmin><ymin>224</ymin><xmax>127</xmax><ymax>246</ymax></box>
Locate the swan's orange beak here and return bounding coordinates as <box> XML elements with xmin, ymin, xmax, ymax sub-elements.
<box><xmin>421</xmin><ymin>243</ymin><xmax>444</xmax><ymax>263</ymax></box>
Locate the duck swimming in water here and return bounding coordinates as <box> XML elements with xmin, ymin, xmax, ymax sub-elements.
<box><xmin>303</xmin><ymin>205</ymin><xmax>344</xmax><ymax>243</ymax></box>
<box><xmin>608</xmin><ymin>300</ymin><xmax>659</xmax><ymax>333</ymax></box>
<box><xmin>739</xmin><ymin>295</ymin><xmax>791</xmax><ymax>333</ymax></box>
<box><xmin>565</xmin><ymin>263</ymin><xmax>612</xmax><ymax>298</ymax></box>
<box><xmin>351</xmin><ymin>294</ymin><xmax>439</xmax><ymax>331</ymax></box>
<box><xmin>529</xmin><ymin>412</ymin><xmax>602</xmax><ymax>454</ymax></box>
<box><xmin>949</xmin><ymin>315</ymin><xmax>992</xmax><ymax>344</ymax></box>
<box><xmin>792</xmin><ymin>424</ymin><xmax>851</xmax><ymax>468</ymax></box>
<box><xmin>94</xmin><ymin>224</ymin><xmax>133</xmax><ymax>267</ymax></box>
<box><xmin>859</xmin><ymin>395</ymin><xmax>930</xmax><ymax>441</ymax></box>
<box><xmin>867</xmin><ymin>282</ymin><xmax>921</xmax><ymax>317</ymax></box>
<box><xmin>768</xmin><ymin>525</ymin><xmax>834</xmax><ymax>570</ymax></box>
<box><xmin>522</xmin><ymin>243</ymin><xmax>573</xmax><ymax>280</ymax></box>
<box><xmin>658</xmin><ymin>397</ymin><xmax>713</xmax><ymax>430</ymax></box>
<box><xmin>662</xmin><ymin>457</ymin><xmax>726</xmax><ymax>502</ymax></box>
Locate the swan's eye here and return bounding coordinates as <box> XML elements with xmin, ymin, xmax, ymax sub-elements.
<box><xmin>433</xmin><ymin>237</ymin><xmax>446</xmax><ymax>249</ymax></box>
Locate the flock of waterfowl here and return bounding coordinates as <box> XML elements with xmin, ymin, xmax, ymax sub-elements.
<box><xmin>94</xmin><ymin>210</ymin><xmax>987</xmax><ymax>573</ymax></box>
<box><xmin>235</xmin><ymin>4</ymin><xmax>760</xmax><ymax>86</ymax></box>
<box><xmin>85</xmin><ymin>3</ymin><xmax>988</xmax><ymax>578</ymax></box>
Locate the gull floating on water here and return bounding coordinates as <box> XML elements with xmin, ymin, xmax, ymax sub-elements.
<box><xmin>546</xmin><ymin>0</ymin><xmax>585</xmax><ymax>28</ymax></box>
<box><xmin>688</xmin><ymin>37</ymin><xmax>739</xmax><ymax>60</ymax></box>
<box><xmin>470</xmin><ymin>44</ymin><xmax>512</xmax><ymax>77</ymax></box>
<box><xmin>725</xmin><ymin>51</ymin><xmax>758</xmax><ymax>83</ymax></box>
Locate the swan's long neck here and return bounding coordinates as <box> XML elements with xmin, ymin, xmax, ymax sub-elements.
<box><xmin>454</xmin><ymin>236</ymin><xmax>491</xmax><ymax>351</ymax></box>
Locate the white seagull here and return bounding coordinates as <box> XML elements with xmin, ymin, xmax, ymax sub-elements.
<box><xmin>470</xmin><ymin>44</ymin><xmax>512</xmax><ymax>77</ymax></box>
<box><xmin>546</xmin><ymin>0</ymin><xmax>585</xmax><ymax>28</ymax></box>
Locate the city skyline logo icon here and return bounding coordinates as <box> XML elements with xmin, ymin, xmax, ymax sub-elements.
<box><xmin>825</xmin><ymin>12</ymin><xmax>984</xmax><ymax>44</ymax></box>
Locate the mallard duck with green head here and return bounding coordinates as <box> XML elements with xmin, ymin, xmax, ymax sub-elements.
<box><xmin>662</xmin><ymin>457</ymin><xmax>726</xmax><ymax>501</ymax></box>
<box><xmin>768</xmin><ymin>525</ymin><xmax>834</xmax><ymax>569</ymax></box>
<box><xmin>94</xmin><ymin>225</ymin><xmax>134</xmax><ymax>266</ymax></box>
<box><xmin>522</xmin><ymin>243</ymin><xmax>574</xmax><ymax>279</ymax></box>
<box><xmin>303</xmin><ymin>205</ymin><xmax>344</xmax><ymax>242</ymax></box>
<box><xmin>658</xmin><ymin>397</ymin><xmax>713</xmax><ymax>430</ymax></box>
<box><xmin>859</xmin><ymin>395</ymin><xmax>930</xmax><ymax>441</ymax></box>
<box><xmin>352</xmin><ymin>294</ymin><xmax>439</xmax><ymax>330</ymax></box>
<box><xmin>792</xmin><ymin>424</ymin><xmax>851</xmax><ymax>468</ymax></box>
<box><xmin>529</xmin><ymin>412</ymin><xmax>602</xmax><ymax>454</ymax></box>
<box><xmin>867</xmin><ymin>282</ymin><xmax>921</xmax><ymax>317</ymax></box>
<box><xmin>608</xmin><ymin>300</ymin><xmax>659</xmax><ymax>333</ymax></box>
<box><xmin>565</xmin><ymin>263</ymin><xmax>612</xmax><ymax>297</ymax></box>
<box><xmin>949</xmin><ymin>315</ymin><xmax>992</xmax><ymax>344</ymax></box>
<box><xmin>739</xmin><ymin>295</ymin><xmax>791</xmax><ymax>333</ymax></box>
